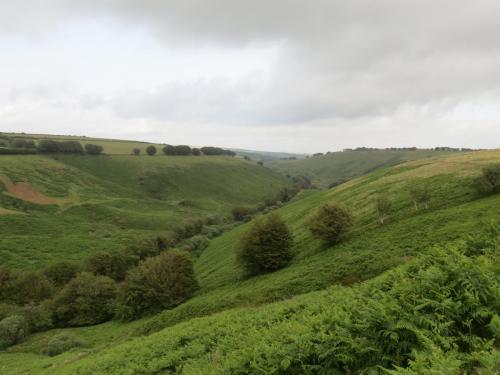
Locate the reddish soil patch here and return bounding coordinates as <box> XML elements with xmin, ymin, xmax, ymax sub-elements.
<box><xmin>0</xmin><ymin>176</ymin><xmax>60</xmax><ymax>205</ymax></box>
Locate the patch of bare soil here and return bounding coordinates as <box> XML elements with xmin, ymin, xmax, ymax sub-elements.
<box><xmin>0</xmin><ymin>175</ymin><xmax>62</xmax><ymax>205</ymax></box>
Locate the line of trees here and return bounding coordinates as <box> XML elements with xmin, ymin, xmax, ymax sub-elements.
<box><xmin>0</xmin><ymin>136</ymin><xmax>104</xmax><ymax>155</ymax></box>
<box><xmin>139</xmin><ymin>144</ymin><xmax>236</xmax><ymax>157</ymax></box>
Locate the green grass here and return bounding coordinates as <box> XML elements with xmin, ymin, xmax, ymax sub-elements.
<box><xmin>1</xmin><ymin>150</ymin><xmax>499</xmax><ymax>374</ymax></box>
<box><xmin>0</xmin><ymin>154</ymin><xmax>289</xmax><ymax>268</ymax></box>
<box><xmin>267</xmin><ymin>149</ymin><xmax>458</xmax><ymax>188</ymax></box>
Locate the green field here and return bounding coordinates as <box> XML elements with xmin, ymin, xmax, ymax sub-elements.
<box><xmin>0</xmin><ymin>154</ymin><xmax>289</xmax><ymax>268</ymax></box>
<box><xmin>267</xmin><ymin>149</ymin><xmax>458</xmax><ymax>188</ymax></box>
<box><xmin>1</xmin><ymin>149</ymin><xmax>498</xmax><ymax>374</ymax></box>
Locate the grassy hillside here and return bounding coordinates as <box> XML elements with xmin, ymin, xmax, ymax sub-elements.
<box><xmin>267</xmin><ymin>149</ymin><xmax>458</xmax><ymax>188</ymax></box>
<box><xmin>0</xmin><ymin>154</ymin><xmax>289</xmax><ymax>268</ymax></box>
<box><xmin>1</xmin><ymin>150</ymin><xmax>498</xmax><ymax>374</ymax></box>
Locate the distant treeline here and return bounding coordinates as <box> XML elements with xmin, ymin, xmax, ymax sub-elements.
<box><xmin>0</xmin><ymin>135</ymin><xmax>104</xmax><ymax>155</ymax></box>
<box><xmin>304</xmin><ymin>146</ymin><xmax>479</xmax><ymax>157</ymax></box>
<box><xmin>140</xmin><ymin>144</ymin><xmax>236</xmax><ymax>157</ymax></box>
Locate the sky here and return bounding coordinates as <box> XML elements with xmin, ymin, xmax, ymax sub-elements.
<box><xmin>1</xmin><ymin>1</ymin><xmax>499</xmax><ymax>153</ymax></box>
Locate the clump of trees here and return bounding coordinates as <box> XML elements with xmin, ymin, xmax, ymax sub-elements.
<box><xmin>162</xmin><ymin>145</ymin><xmax>192</xmax><ymax>155</ymax></box>
<box><xmin>200</xmin><ymin>146</ymin><xmax>235</xmax><ymax>156</ymax></box>
<box><xmin>237</xmin><ymin>214</ymin><xmax>293</xmax><ymax>276</ymax></box>
<box><xmin>84</xmin><ymin>250</ymin><xmax>139</xmax><ymax>282</ymax></box>
<box><xmin>472</xmin><ymin>163</ymin><xmax>500</xmax><ymax>195</ymax></box>
<box><xmin>34</xmin><ymin>139</ymin><xmax>103</xmax><ymax>155</ymax></box>
<box><xmin>116</xmin><ymin>250</ymin><xmax>198</xmax><ymax>320</ymax></box>
<box><xmin>307</xmin><ymin>204</ymin><xmax>353</xmax><ymax>244</ymax></box>
<box><xmin>132</xmin><ymin>148</ymin><xmax>141</xmax><ymax>156</ymax></box>
<box><xmin>146</xmin><ymin>145</ymin><xmax>157</xmax><ymax>156</ymax></box>
<box><xmin>51</xmin><ymin>272</ymin><xmax>117</xmax><ymax>327</ymax></box>
<box><xmin>231</xmin><ymin>206</ymin><xmax>254</xmax><ymax>221</ymax></box>
<box><xmin>43</xmin><ymin>262</ymin><xmax>81</xmax><ymax>287</ymax></box>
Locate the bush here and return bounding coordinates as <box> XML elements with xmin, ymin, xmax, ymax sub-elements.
<box><xmin>162</xmin><ymin>144</ymin><xmax>176</xmax><ymax>155</ymax></box>
<box><xmin>37</xmin><ymin>139</ymin><xmax>60</xmax><ymax>153</ymax></box>
<box><xmin>376</xmin><ymin>196</ymin><xmax>392</xmax><ymax>225</ymax></box>
<box><xmin>132</xmin><ymin>148</ymin><xmax>141</xmax><ymax>155</ymax></box>
<box><xmin>43</xmin><ymin>261</ymin><xmax>81</xmax><ymax>287</ymax></box>
<box><xmin>84</xmin><ymin>143</ymin><xmax>104</xmax><ymax>155</ymax></box>
<box><xmin>179</xmin><ymin>235</ymin><xmax>210</xmax><ymax>256</ymax></box>
<box><xmin>127</xmin><ymin>236</ymin><xmax>176</xmax><ymax>260</ymax></box>
<box><xmin>116</xmin><ymin>250</ymin><xmax>198</xmax><ymax>320</ymax></box>
<box><xmin>85</xmin><ymin>250</ymin><xmax>139</xmax><ymax>282</ymax></box>
<box><xmin>231</xmin><ymin>206</ymin><xmax>254</xmax><ymax>221</ymax></box>
<box><xmin>174</xmin><ymin>145</ymin><xmax>192</xmax><ymax>155</ymax></box>
<box><xmin>0</xmin><ymin>269</ymin><xmax>53</xmax><ymax>305</ymax></box>
<box><xmin>0</xmin><ymin>148</ymin><xmax>37</xmax><ymax>155</ymax></box>
<box><xmin>200</xmin><ymin>146</ymin><xmax>235</xmax><ymax>156</ymax></box>
<box><xmin>307</xmin><ymin>204</ymin><xmax>353</xmax><ymax>244</ymax></box>
<box><xmin>473</xmin><ymin>163</ymin><xmax>500</xmax><ymax>195</ymax></box>
<box><xmin>51</xmin><ymin>272</ymin><xmax>117</xmax><ymax>327</ymax></box>
<box><xmin>192</xmin><ymin>148</ymin><xmax>201</xmax><ymax>156</ymax></box>
<box><xmin>42</xmin><ymin>333</ymin><xmax>83</xmax><ymax>356</ymax></box>
<box><xmin>237</xmin><ymin>214</ymin><xmax>293</xmax><ymax>276</ymax></box>
<box><xmin>174</xmin><ymin>219</ymin><xmax>204</xmax><ymax>240</ymax></box>
<box><xmin>0</xmin><ymin>315</ymin><xmax>29</xmax><ymax>349</ymax></box>
<box><xmin>59</xmin><ymin>141</ymin><xmax>84</xmax><ymax>154</ymax></box>
<box><xmin>146</xmin><ymin>145</ymin><xmax>157</xmax><ymax>156</ymax></box>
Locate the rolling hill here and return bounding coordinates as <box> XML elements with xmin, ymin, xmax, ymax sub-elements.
<box><xmin>0</xmin><ymin>154</ymin><xmax>289</xmax><ymax>268</ymax></box>
<box><xmin>266</xmin><ymin>149</ymin><xmax>459</xmax><ymax>188</ymax></box>
<box><xmin>1</xmin><ymin>149</ymin><xmax>498</xmax><ymax>374</ymax></box>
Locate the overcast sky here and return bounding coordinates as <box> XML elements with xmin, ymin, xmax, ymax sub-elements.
<box><xmin>1</xmin><ymin>1</ymin><xmax>499</xmax><ymax>153</ymax></box>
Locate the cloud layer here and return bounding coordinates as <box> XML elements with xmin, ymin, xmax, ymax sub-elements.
<box><xmin>1</xmin><ymin>1</ymin><xmax>500</xmax><ymax>152</ymax></box>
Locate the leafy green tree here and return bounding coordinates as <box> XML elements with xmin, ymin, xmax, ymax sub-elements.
<box><xmin>43</xmin><ymin>261</ymin><xmax>81</xmax><ymax>287</ymax></box>
<box><xmin>472</xmin><ymin>163</ymin><xmax>500</xmax><ymax>195</ymax></box>
<box><xmin>307</xmin><ymin>204</ymin><xmax>353</xmax><ymax>244</ymax></box>
<box><xmin>0</xmin><ymin>269</ymin><xmax>53</xmax><ymax>305</ymax></box>
<box><xmin>376</xmin><ymin>196</ymin><xmax>392</xmax><ymax>225</ymax></box>
<box><xmin>192</xmin><ymin>148</ymin><xmax>201</xmax><ymax>156</ymax></box>
<box><xmin>237</xmin><ymin>214</ymin><xmax>293</xmax><ymax>275</ymax></box>
<box><xmin>146</xmin><ymin>145</ymin><xmax>157</xmax><ymax>156</ymax></box>
<box><xmin>408</xmin><ymin>182</ymin><xmax>431</xmax><ymax>210</ymax></box>
<box><xmin>174</xmin><ymin>145</ymin><xmax>192</xmax><ymax>155</ymax></box>
<box><xmin>51</xmin><ymin>272</ymin><xmax>117</xmax><ymax>327</ymax></box>
<box><xmin>116</xmin><ymin>250</ymin><xmax>198</xmax><ymax>320</ymax></box>
<box><xmin>59</xmin><ymin>141</ymin><xmax>84</xmax><ymax>153</ymax></box>
<box><xmin>85</xmin><ymin>250</ymin><xmax>139</xmax><ymax>282</ymax></box>
<box><xmin>84</xmin><ymin>143</ymin><xmax>104</xmax><ymax>155</ymax></box>
<box><xmin>37</xmin><ymin>139</ymin><xmax>60</xmax><ymax>153</ymax></box>
<box><xmin>0</xmin><ymin>315</ymin><xmax>29</xmax><ymax>349</ymax></box>
<box><xmin>132</xmin><ymin>148</ymin><xmax>141</xmax><ymax>155</ymax></box>
<box><xmin>162</xmin><ymin>144</ymin><xmax>176</xmax><ymax>155</ymax></box>
<box><xmin>231</xmin><ymin>206</ymin><xmax>253</xmax><ymax>221</ymax></box>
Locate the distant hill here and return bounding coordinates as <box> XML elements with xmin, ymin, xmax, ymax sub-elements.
<box><xmin>0</xmin><ymin>153</ymin><xmax>289</xmax><ymax>268</ymax></box>
<box><xmin>266</xmin><ymin>149</ymin><xmax>462</xmax><ymax>188</ymax></box>
<box><xmin>231</xmin><ymin>148</ymin><xmax>307</xmax><ymax>161</ymax></box>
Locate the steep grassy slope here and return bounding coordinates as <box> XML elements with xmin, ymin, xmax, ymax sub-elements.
<box><xmin>267</xmin><ymin>149</ymin><xmax>457</xmax><ymax>188</ymax></box>
<box><xmin>2</xmin><ymin>150</ymin><xmax>498</xmax><ymax>374</ymax></box>
<box><xmin>0</xmin><ymin>155</ymin><xmax>289</xmax><ymax>268</ymax></box>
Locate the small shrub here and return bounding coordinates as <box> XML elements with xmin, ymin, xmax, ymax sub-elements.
<box><xmin>376</xmin><ymin>196</ymin><xmax>393</xmax><ymax>225</ymax></box>
<box><xmin>51</xmin><ymin>272</ymin><xmax>117</xmax><ymax>327</ymax></box>
<box><xmin>20</xmin><ymin>303</ymin><xmax>53</xmax><ymax>333</ymax></box>
<box><xmin>174</xmin><ymin>220</ymin><xmax>204</xmax><ymax>240</ymax></box>
<box><xmin>472</xmin><ymin>163</ymin><xmax>500</xmax><ymax>195</ymax></box>
<box><xmin>231</xmin><ymin>206</ymin><xmax>254</xmax><ymax>221</ymax></box>
<box><xmin>307</xmin><ymin>204</ymin><xmax>353</xmax><ymax>244</ymax></box>
<box><xmin>116</xmin><ymin>250</ymin><xmax>198</xmax><ymax>320</ymax></box>
<box><xmin>132</xmin><ymin>148</ymin><xmax>141</xmax><ymax>155</ymax></box>
<box><xmin>146</xmin><ymin>145</ymin><xmax>157</xmax><ymax>156</ymax></box>
<box><xmin>42</xmin><ymin>333</ymin><xmax>83</xmax><ymax>356</ymax></box>
<box><xmin>237</xmin><ymin>214</ymin><xmax>293</xmax><ymax>276</ymax></box>
<box><xmin>0</xmin><ymin>315</ymin><xmax>29</xmax><ymax>349</ymax></box>
<box><xmin>179</xmin><ymin>235</ymin><xmax>209</xmax><ymax>256</ymax></box>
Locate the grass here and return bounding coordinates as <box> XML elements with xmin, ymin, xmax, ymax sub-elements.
<box><xmin>1</xmin><ymin>149</ymin><xmax>499</xmax><ymax>374</ymax></box>
<box><xmin>0</xmin><ymin>154</ymin><xmax>289</xmax><ymax>268</ymax></box>
<box><xmin>267</xmin><ymin>149</ymin><xmax>458</xmax><ymax>188</ymax></box>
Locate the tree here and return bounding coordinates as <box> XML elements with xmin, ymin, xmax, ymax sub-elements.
<box><xmin>174</xmin><ymin>145</ymin><xmax>192</xmax><ymax>155</ymax></box>
<box><xmin>115</xmin><ymin>250</ymin><xmax>198</xmax><ymax>320</ymax></box>
<box><xmin>472</xmin><ymin>163</ymin><xmax>500</xmax><ymax>195</ymax></box>
<box><xmin>376</xmin><ymin>196</ymin><xmax>392</xmax><ymax>225</ymax></box>
<box><xmin>237</xmin><ymin>214</ymin><xmax>293</xmax><ymax>276</ymax></box>
<box><xmin>43</xmin><ymin>262</ymin><xmax>80</xmax><ymax>288</ymax></box>
<box><xmin>85</xmin><ymin>250</ymin><xmax>139</xmax><ymax>282</ymax></box>
<box><xmin>59</xmin><ymin>141</ymin><xmax>84</xmax><ymax>154</ymax></box>
<box><xmin>192</xmin><ymin>148</ymin><xmax>201</xmax><ymax>156</ymax></box>
<box><xmin>257</xmin><ymin>161</ymin><xmax>264</xmax><ymax>166</ymax></box>
<box><xmin>0</xmin><ymin>315</ymin><xmax>29</xmax><ymax>349</ymax></box>
<box><xmin>307</xmin><ymin>204</ymin><xmax>353</xmax><ymax>244</ymax></box>
<box><xmin>37</xmin><ymin>139</ymin><xmax>60</xmax><ymax>153</ymax></box>
<box><xmin>51</xmin><ymin>272</ymin><xmax>117</xmax><ymax>327</ymax></box>
<box><xmin>146</xmin><ymin>145</ymin><xmax>157</xmax><ymax>156</ymax></box>
<box><xmin>84</xmin><ymin>144</ymin><xmax>104</xmax><ymax>155</ymax></box>
<box><xmin>231</xmin><ymin>206</ymin><xmax>253</xmax><ymax>221</ymax></box>
<box><xmin>408</xmin><ymin>182</ymin><xmax>431</xmax><ymax>210</ymax></box>
<box><xmin>162</xmin><ymin>144</ymin><xmax>176</xmax><ymax>155</ymax></box>
<box><xmin>132</xmin><ymin>148</ymin><xmax>141</xmax><ymax>156</ymax></box>
<box><xmin>0</xmin><ymin>269</ymin><xmax>53</xmax><ymax>305</ymax></box>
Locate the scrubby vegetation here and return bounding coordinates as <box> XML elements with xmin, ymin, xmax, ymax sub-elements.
<box><xmin>306</xmin><ymin>203</ymin><xmax>353</xmax><ymax>244</ymax></box>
